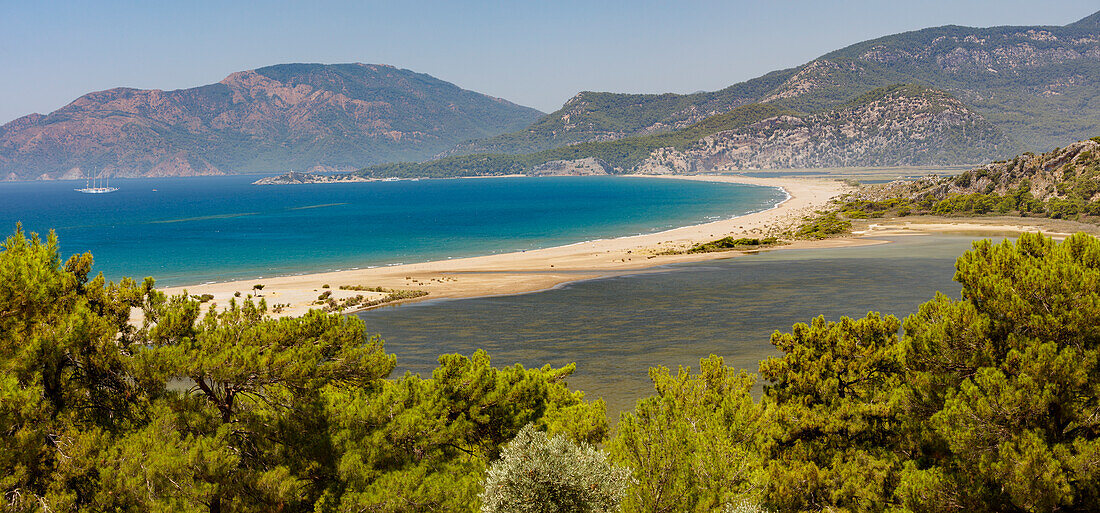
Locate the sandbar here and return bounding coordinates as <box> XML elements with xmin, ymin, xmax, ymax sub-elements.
<box><xmin>164</xmin><ymin>175</ymin><xmax>1100</xmax><ymax>318</ymax></box>
<box><xmin>164</xmin><ymin>175</ymin><xmax>856</xmax><ymax>316</ymax></box>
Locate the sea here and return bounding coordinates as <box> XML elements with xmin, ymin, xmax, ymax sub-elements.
<box><xmin>2</xmin><ymin>175</ymin><xmax>995</xmax><ymax>414</ymax></box>
<box><xmin>0</xmin><ymin>174</ymin><xmax>786</xmax><ymax>286</ymax></box>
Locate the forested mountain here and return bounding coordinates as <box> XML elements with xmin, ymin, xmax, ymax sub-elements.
<box><xmin>439</xmin><ymin>69</ymin><xmax>797</xmax><ymax>157</ymax></box>
<box><xmin>0</xmin><ymin>63</ymin><xmax>543</xmax><ymax>180</ymax></box>
<box><xmin>356</xmin><ymin>85</ymin><xmax>1012</xmax><ymax>178</ymax></box>
<box><xmin>448</xmin><ymin>10</ymin><xmax>1100</xmax><ymax>158</ymax></box>
<box><xmin>635</xmin><ymin>85</ymin><xmax>1013</xmax><ymax>172</ymax></box>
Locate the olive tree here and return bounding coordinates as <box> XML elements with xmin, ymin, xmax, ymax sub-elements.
<box><xmin>480</xmin><ymin>424</ymin><xmax>630</xmax><ymax>513</ymax></box>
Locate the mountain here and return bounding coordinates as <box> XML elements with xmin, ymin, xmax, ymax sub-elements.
<box><xmin>355</xmin><ymin>85</ymin><xmax>1012</xmax><ymax>178</ymax></box>
<box><xmin>0</xmin><ymin>63</ymin><xmax>543</xmax><ymax>180</ymax></box>
<box><xmin>438</xmin><ymin>69</ymin><xmax>796</xmax><ymax>157</ymax></box>
<box><xmin>448</xmin><ymin>10</ymin><xmax>1100</xmax><ymax>158</ymax></box>
<box><xmin>633</xmin><ymin>85</ymin><xmax>1014</xmax><ymax>172</ymax></box>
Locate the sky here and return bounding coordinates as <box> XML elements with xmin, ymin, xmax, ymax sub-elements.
<box><xmin>1</xmin><ymin>0</ymin><xmax>1098</xmax><ymax>124</ymax></box>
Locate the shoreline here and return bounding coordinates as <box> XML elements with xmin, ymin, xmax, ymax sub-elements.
<box><xmin>163</xmin><ymin>175</ymin><xmax>854</xmax><ymax>317</ymax></box>
<box><xmin>173</xmin><ymin>176</ymin><xmax>791</xmax><ymax>288</ymax></box>
<box><xmin>169</xmin><ymin>176</ymin><xmax>792</xmax><ymax>288</ymax></box>
<box><xmin>163</xmin><ymin>175</ymin><xmax>1100</xmax><ymax>318</ymax></box>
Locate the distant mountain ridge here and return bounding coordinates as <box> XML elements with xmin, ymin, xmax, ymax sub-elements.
<box><xmin>352</xmin><ymin>84</ymin><xmax>1012</xmax><ymax>179</ymax></box>
<box><xmin>447</xmin><ymin>10</ymin><xmax>1100</xmax><ymax>158</ymax></box>
<box><xmin>634</xmin><ymin>85</ymin><xmax>1014</xmax><ymax>172</ymax></box>
<box><xmin>9</xmin><ymin>11</ymin><xmax>1100</xmax><ymax>181</ymax></box>
<box><xmin>0</xmin><ymin>63</ymin><xmax>543</xmax><ymax>180</ymax></box>
<box><xmin>438</xmin><ymin>69</ymin><xmax>796</xmax><ymax>157</ymax></box>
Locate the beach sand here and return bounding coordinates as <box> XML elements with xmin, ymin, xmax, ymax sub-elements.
<box><xmin>163</xmin><ymin>175</ymin><xmax>858</xmax><ymax>317</ymax></box>
<box><xmin>164</xmin><ymin>175</ymin><xmax>1100</xmax><ymax>318</ymax></box>
<box><xmin>853</xmin><ymin>215</ymin><xmax>1100</xmax><ymax>238</ymax></box>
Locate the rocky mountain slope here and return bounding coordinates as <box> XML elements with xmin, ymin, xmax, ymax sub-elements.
<box><xmin>634</xmin><ymin>85</ymin><xmax>1013</xmax><ymax>172</ymax></box>
<box><xmin>0</xmin><ymin>63</ymin><xmax>542</xmax><ymax>180</ymax></box>
<box><xmin>355</xmin><ymin>85</ymin><xmax>1012</xmax><ymax>178</ymax></box>
<box><xmin>439</xmin><ymin>69</ymin><xmax>795</xmax><ymax>157</ymax></box>
<box><xmin>836</xmin><ymin>137</ymin><xmax>1100</xmax><ymax>222</ymax></box>
<box><xmin>894</xmin><ymin>137</ymin><xmax>1100</xmax><ymax>203</ymax></box>
<box><xmin>449</xmin><ymin>10</ymin><xmax>1100</xmax><ymax>158</ymax></box>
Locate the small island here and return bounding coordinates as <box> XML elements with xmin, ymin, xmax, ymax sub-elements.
<box><xmin>252</xmin><ymin>171</ymin><xmax>375</xmax><ymax>185</ymax></box>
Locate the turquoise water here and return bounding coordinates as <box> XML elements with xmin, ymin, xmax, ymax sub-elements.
<box><xmin>357</xmin><ymin>235</ymin><xmax>998</xmax><ymax>414</ymax></box>
<box><xmin>0</xmin><ymin>175</ymin><xmax>784</xmax><ymax>286</ymax></box>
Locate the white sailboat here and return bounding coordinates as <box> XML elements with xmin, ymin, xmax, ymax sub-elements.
<box><xmin>75</xmin><ymin>172</ymin><xmax>118</xmax><ymax>194</ymax></box>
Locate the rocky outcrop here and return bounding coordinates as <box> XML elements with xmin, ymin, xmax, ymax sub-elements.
<box><xmin>252</xmin><ymin>171</ymin><xmax>373</xmax><ymax>185</ymax></box>
<box><xmin>0</xmin><ymin>63</ymin><xmax>542</xmax><ymax>180</ymax></box>
<box><xmin>846</xmin><ymin>138</ymin><xmax>1100</xmax><ymax>210</ymax></box>
<box><xmin>447</xmin><ymin>9</ymin><xmax>1100</xmax><ymax>158</ymax></box>
<box><xmin>634</xmin><ymin>85</ymin><xmax>1013</xmax><ymax>172</ymax></box>
<box><xmin>904</xmin><ymin>139</ymin><xmax>1100</xmax><ymax>202</ymax></box>
<box><xmin>530</xmin><ymin>158</ymin><xmax>611</xmax><ymax>176</ymax></box>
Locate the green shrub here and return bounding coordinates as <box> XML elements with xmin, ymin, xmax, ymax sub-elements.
<box><xmin>792</xmin><ymin>212</ymin><xmax>851</xmax><ymax>239</ymax></box>
<box><xmin>1046</xmin><ymin>198</ymin><xmax>1082</xmax><ymax>219</ymax></box>
<box><xmin>481</xmin><ymin>424</ymin><xmax>631</xmax><ymax>513</ymax></box>
<box><xmin>687</xmin><ymin>237</ymin><xmax>780</xmax><ymax>253</ymax></box>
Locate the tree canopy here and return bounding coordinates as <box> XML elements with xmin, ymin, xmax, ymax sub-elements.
<box><xmin>612</xmin><ymin>232</ymin><xmax>1100</xmax><ymax>512</ymax></box>
<box><xmin>3</xmin><ymin>227</ymin><xmax>1100</xmax><ymax>511</ymax></box>
<box><xmin>0</xmin><ymin>227</ymin><xmax>606</xmax><ymax>512</ymax></box>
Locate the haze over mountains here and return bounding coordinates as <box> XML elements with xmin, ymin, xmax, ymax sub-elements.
<box><xmin>4</xmin><ymin>10</ymin><xmax>1100</xmax><ymax>180</ymax></box>
<box><xmin>353</xmin><ymin>84</ymin><xmax>1014</xmax><ymax>179</ymax></box>
<box><xmin>0</xmin><ymin>64</ymin><xmax>542</xmax><ymax>180</ymax></box>
<box><xmin>449</xmin><ymin>10</ymin><xmax>1100</xmax><ymax>160</ymax></box>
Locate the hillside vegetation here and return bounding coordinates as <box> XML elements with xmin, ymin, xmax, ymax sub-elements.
<box><xmin>838</xmin><ymin>137</ymin><xmax>1100</xmax><ymax>221</ymax></box>
<box><xmin>450</xmin><ymin>10</ymin><xmax>1100</xmax><ymax>157</ymax></box>
<box><xmin>358</xmin><ymin>85</ymin><xmax>1013</xmax><ymax>178</ymax></box>
<box><xmin>439</xmin><ymin>69</ymin><xmax>798</xmax><ymax>157</ymax></box>
<box><xmin>636</xmin><ymin>84</ymin><xmax>1015</xmax><ymax>172</ymax></box>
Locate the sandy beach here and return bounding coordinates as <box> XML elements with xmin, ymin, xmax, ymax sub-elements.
<box><xmin>164</xmin><ymin>175</ymin><xmax>860</xmax><ymax>317</ymax></box>
<box><xmin>164</xmin><ymin>175</ymin><xmax>1100</xmax><ymax>318</ymax></box>
<box><xmin>853</xmin><ymin>215</ymin><xmax>1100</xmax><ymax>238</ymax></box>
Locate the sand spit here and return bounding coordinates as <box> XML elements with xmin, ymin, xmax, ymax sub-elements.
<box><xmin>164</xmin><ymin>175</ymin><xmax>1100</xmax><ymax>319</ymax></box>
<box><xmin>164</xmin><ymin>175</ymin><xmax>855</xmax><ymax>317</ymax></box>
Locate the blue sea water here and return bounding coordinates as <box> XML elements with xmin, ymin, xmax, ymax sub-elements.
<box><xmin>0</xmin><ymin>174</ymin><xmax>785</xmax><ymax>286</ymax></box>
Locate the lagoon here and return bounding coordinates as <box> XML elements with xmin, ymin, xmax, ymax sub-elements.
<box><xmin>357</xmin><ymin>234</ymin><xmax>993</xmax><ymax>413</ymax></box>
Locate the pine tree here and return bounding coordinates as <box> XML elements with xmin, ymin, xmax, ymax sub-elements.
<box><xmin>898</xmin><ymin>233</ymin><xmax>1100</xmax><ymax>511</ymax></box>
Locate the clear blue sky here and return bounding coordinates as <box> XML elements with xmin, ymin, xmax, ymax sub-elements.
<box><xmin>1</xmin><ymin>0</ymin><xmax>1097</xmax><ymax>124</ymax></box>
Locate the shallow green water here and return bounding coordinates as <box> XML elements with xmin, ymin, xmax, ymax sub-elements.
<box><xmin>357</xmin><ymin>235</ymin><xmax>1001</xmax><ymax>414</ymax></box>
